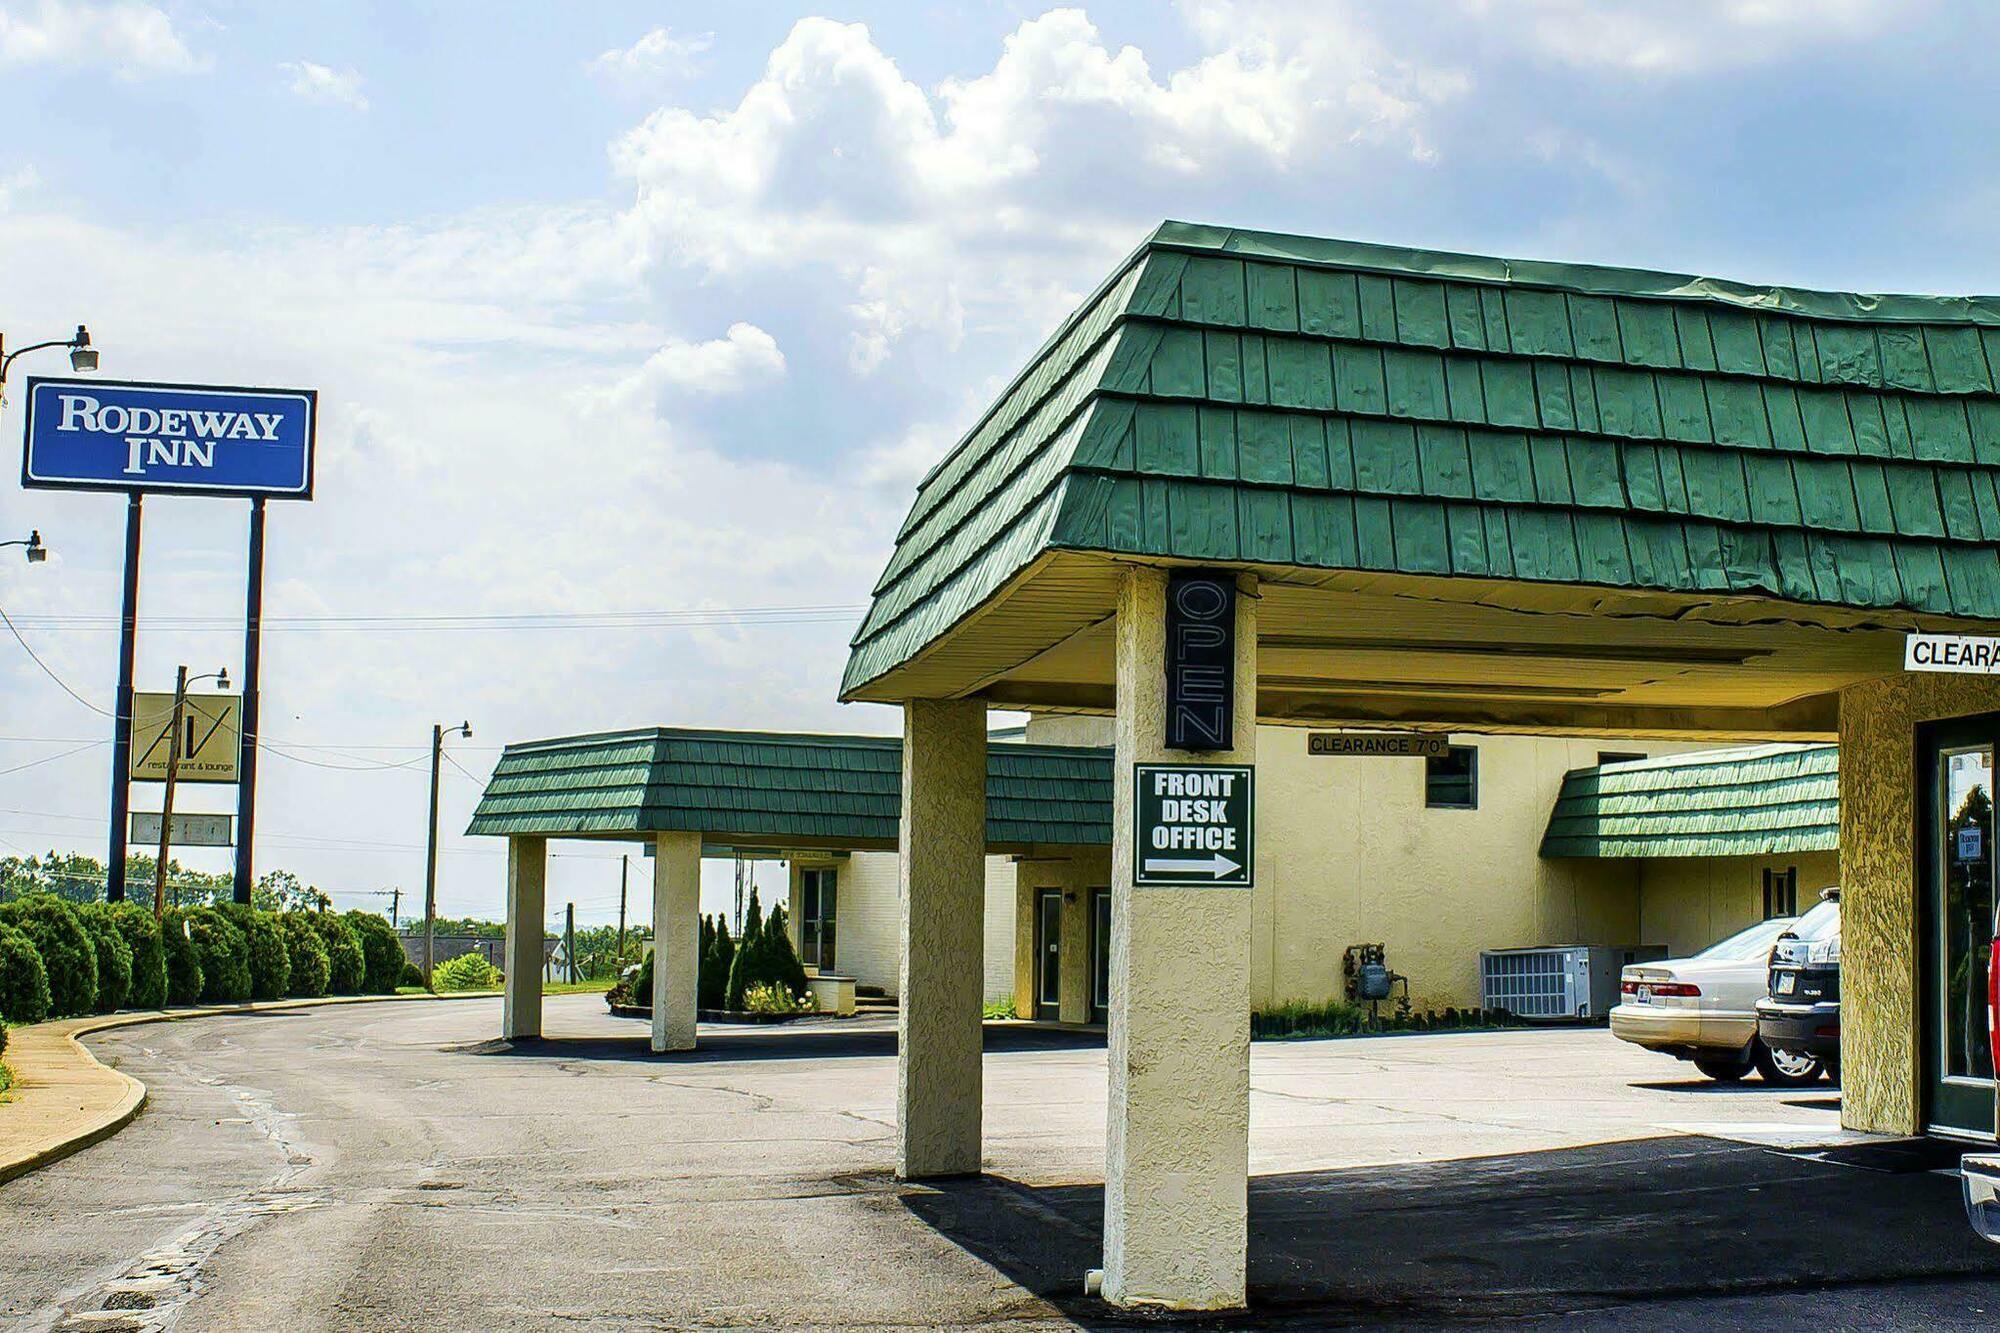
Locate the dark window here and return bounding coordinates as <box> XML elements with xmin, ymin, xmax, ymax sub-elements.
<box><xmin>800</xmin><ymin>867</ymin><xmax>837</xmax><ymax>970</ymax></box>
<box><xmin>1597</xmin><ymin>751</ymin><xmax>1645</xmax><ymax>766</ymax></box>
<box><xmin>1425</xmin><ymin>745</ymin><xmax>1478</xmax><ymax>809</ymax></box>
<box><xmin>1762</xmin><ymin>866</ymin><xmax>1798</xmax><ymax>919</ymax></box>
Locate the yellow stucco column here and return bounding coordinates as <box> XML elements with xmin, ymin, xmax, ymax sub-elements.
<box><xmin>1102</xmin><ymin>565</ymin><xmax>1257</xmax><ymax>1311</ymax></box>
<box><xmin>897</xmin><ymin>697</ymin><xmax>987</xmax><ymax>1178</ymax></box>
<box><xmin>502</xmin><ymin>835</ymin><xmax>546</xmax><ymax>1040</ymax></box>
<box><xmin>651</xmin><ymin>829</ymin><xmax>702</xmax><ymax>1053</ymax></box>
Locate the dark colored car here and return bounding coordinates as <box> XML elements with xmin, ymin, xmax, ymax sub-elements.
<box><xmin>1754</xmin><ymin>889</ymin><xmax>1840</xmax><ymax>1081</ymax></box>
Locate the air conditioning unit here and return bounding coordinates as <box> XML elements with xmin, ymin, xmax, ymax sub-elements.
<box><xmin>1480</xmin><ymin>944</ymin><xmax>1667</xmax><ymax>1021</ymax></box>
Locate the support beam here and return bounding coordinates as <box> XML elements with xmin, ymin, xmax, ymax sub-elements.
<box><xmin>897</xmin><ymin>697</ymin><xmax>987</xmax><ymax>1178</ymax></box>
<box><xmin>502</xmin><ymin>835</ymin><xmax>546</xmax><ymax>1041</ymax></box>
<box><xmin>652</xmin><ymin>829</ymin><xmax>702</xmax><ymax>1053</ymax></box>
<box><xmin>1103</xmin><ymin>565</ymin><xmax>1257</xmax><ymax>1311</ymax></box>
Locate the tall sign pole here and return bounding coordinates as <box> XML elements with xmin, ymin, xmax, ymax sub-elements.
<box><xmin>424</xmin><ymin>722</ymin><xmax>442</xmax><ymax>987</ymax></box>
<box><xmin>233</xmin><ymin>497</ymin><xmax>266</xmax><ymax>903</ymax></box>
<box><xmin>106</xmin><ymin>493</ymin><xmax>143</xmax><ymax>902</ymax></box>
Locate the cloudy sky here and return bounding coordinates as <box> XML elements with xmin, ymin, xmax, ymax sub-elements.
<box><xmin>1</xmin><ymin>0</ymin><xmax>1998</xmax><ymax>928</ymax></box>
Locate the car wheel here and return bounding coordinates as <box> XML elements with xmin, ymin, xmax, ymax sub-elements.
<box><xmin>1753</xmin><ymin>1039</ymin><xmax>1822</xmax><ymax>1086</ymax></box>
<box><xmin>1694</xmin><ymin>1054</ymin><xmax>1751</xmax><ymax>1083</ymax></box>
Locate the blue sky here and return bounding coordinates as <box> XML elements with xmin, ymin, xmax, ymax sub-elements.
<box><xmin>2</xmin><ymin>0</ymin><xmax>1999</xmax><ymax>926</ymax></box>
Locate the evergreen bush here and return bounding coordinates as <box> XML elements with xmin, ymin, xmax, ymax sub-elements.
<box><xmin>279</xmin><ymin>912</ymin><xmax>330</xmax><ymax>998</ymax></box>
<box><xmin>219</xmin><ymin>905</ymin><xmax>291</xmax><ymax>1001</ymax></box>
<box><xmin>343</xmin><ymin>911</ymin><xmax>404</xmax><ymax>993</ymax></box>
<box><xmin>160</xmin><ymin>909</ymin><xmax>204</xmax><ymax>1005</ymax></box>
<box><xmin>0</xmin><ymin>920</ymin><xmax>50</xmax><ymax>1025</ymax></box>
<box><xmin>308</xmin><ymin>913</ymin><xmax>365</xmax><ymax>994</ymax></box>
<box><xmin>433</xmin><ymin>951</ymin><xmax>499</xmax><ymax>992</ymax></box>
<box><xmin>400</xmin><ymin>960</ymin><xmax>423</xmax><ymax>989</ymax></box>
<box><xmin>187</xmin><ymin>907</ymin><xmax>251</xmax><ymax>1003</ymax></box>
<box><xmin>764</xmin><ymin>904</ymin><xmax>810</xmax><ymax>997</ymax></box>
<box><xmin>0</xmin><ymin>893</ymin><xmax>97</xmax><ymax>1017</ymax></box>
<box><xmin>698</xmin><ymin>915</ymin><xmax>734</xmax><ymax>1010</ymax></box>
<box><xmin>104</xmin><ymin>902</ymin><xmax>166</xmax><ymax>1010</ymax></box>
<box><xmin>75</xmin><ymin>904</ymin><xmax>133</xmax><ymax>1013</ymax></box>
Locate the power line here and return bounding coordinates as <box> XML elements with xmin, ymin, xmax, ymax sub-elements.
<box><xmin>0</xmin><ymin>739</ymin><xmax>106</xmax><ymax>778</ymax></box>
<box><xmin>0</xmin><ymin>601</ymin><xmax>868</xmax><ymax>634</ymax></box>
<box><xmin>0</xmin><ymin>599</ymin><xmax>113</xmax><ymax>716</ymax></box>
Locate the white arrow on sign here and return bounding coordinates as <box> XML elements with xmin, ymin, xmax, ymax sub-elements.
<box><xmin>1142</xmin><ymin>853</ymin><xmax>1242</xmax><ymax>879</ymax></box>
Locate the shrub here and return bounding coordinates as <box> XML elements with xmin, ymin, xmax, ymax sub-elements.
<box><xmin>219</xmin><ymin>905</ymin><xmax>290</xmax><ymax>1001</ymax></box>
<box><xmin>0</xmin><ymin>894</ymin><xmax>97</xmax><ymax>1017</ymax></box>
<box><xmin>279</xmin><ymin>913</ymin><xmax>330</xmax><ymax>998</ymax></box>
<box><xmin>0</xmin><ymin>921</ymin><xmax>50</xmax><ymax>1025</ymax></box>
<box><xmin>400</xmin><ymin>960</ymin><xmax>424</xmax><ymax>989</ymax></box>
<box><xmin>633</xmin><ymin>948</ymin><xmax>653</xmax><ymax>1005</ymax></box>
<box><xmin>1250</xmin><ymin>999</ymin><xmax>1370</xmax><ymax>1040</ymax></box>
<box><xmin>307</xmin><ymin>913</ymin><xmax>365</xmax><ymax>995</ymax></box>
<box><xmin>764</xmin><ymin>905</ymin><xmax>810</xmax><ymax>996</ymax></box>
<box><xmin>104</xmin><ymin>903</ymin><xmax>167</xmax><ymax>1010</ymax></box>
<box><xmin>75</xmin><ymin>905</ymin><xmax>133</xmax><ymax>1013</ymax></box>
<box><xmin>160</xmin><ymin>909</ymin><xmax>204</xmax><ymax>1005</ymax></box>
<box><xmin>433</xmin><ymin>951</ymin><xmax>500</xmax><ymax>992</ymax></box>
<box><xmin>343</xmin><ymin>911</ymin><xmax>403</xmax><ymax>993</ymax></box>
<box><xmin>699</xmin><ymin>916</ymin><xmax>733</xmax><ymax>1010</ymax></box>
<box><xmin>741</xmin><ymin>981</ymin><xmax>812</xmax><ymax>1015</ymax></box>
<box><xmin>725</xmin><ymin>900</ymin><xmax>809</xmax><ymax>1012</ymax></box>
<box><xmin>186</xmin><ymin>908</ymin><xmax>251</xmax><ymax>1003</ymax></box>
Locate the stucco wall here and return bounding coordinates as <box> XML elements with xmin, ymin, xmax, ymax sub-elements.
<box><xmin>1840</xmin><ymin>673</ymin><xmax>2000</xmax><ymax>1135</ymax></box>
<box><xmin>1637</xmin><ymin>851</ymin><xmax>1840</xmax><ymax>958</ymax></box>
<box><xmin>790</xmin><ymin>849</ymin><xmax>1016</xmax><ymax>1004</ymax></box>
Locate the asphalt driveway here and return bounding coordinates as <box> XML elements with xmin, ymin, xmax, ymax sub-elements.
<box><xmin>2</xmin><ymin>994</ymin><xmax>1996</xmax><ymax>1329</ymax></box>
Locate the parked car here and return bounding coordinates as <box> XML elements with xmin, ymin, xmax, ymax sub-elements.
<box><xmin>1754</xmin><ymin>888</ymin><xmax>1840</xmax><ymax>1085</ymax></box>
<box><xmin>1610</xmin><ymin>916</ymin><xmax>1804</xmax><ymax>1083</ymax></box>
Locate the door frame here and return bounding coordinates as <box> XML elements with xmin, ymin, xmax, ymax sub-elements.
<box><xmin>1089</xmin><ymin>888</ymin><xmax>1111</xmax><ymax>1025</ymax></box>
<box><xmin>1033</xmin><ymin>888</ymin><xmax>1063</xmax><ymax>1022</ymax></box>
<box><xmin>1918</xmin><ymin>710</ymin><xmax>2000</xmax><ymax>1139</ymax></box>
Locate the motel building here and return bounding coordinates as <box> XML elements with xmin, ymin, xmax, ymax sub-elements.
<box><xmin>474</xmin><ymin>223</ymin><xmax>2000</xmax><ymax>1312</ymax></box>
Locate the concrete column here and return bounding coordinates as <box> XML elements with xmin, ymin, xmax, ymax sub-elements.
<box><xmin>651</xmin><ymin>830</ymin><xmax>702</xmax><ymax>1053</ymax></box>
<box><xmin>898</xmin><ymin>697</ymin><xmax>987</xmax><ymax>1178</ymax></box>
<box><xmin>502</xmin><ymin>835</ymin><xmax>546</xmax><ymax>1040</ymax></box>
<box><xmin>1103</xmin><ymin>565</ymin><xmax>1257</xmax><ymax>1311</ymax></box>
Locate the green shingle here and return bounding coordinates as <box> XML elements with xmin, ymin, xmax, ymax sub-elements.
<box><xmin>1541</xmin><ymin>744</ymin><xmax>1838</xmax><ymax>858</ymax></box>
<box><xmin>845</xmin><ymin>222</ymin><xmax>2000</xmax><ymax>698</ymax></box>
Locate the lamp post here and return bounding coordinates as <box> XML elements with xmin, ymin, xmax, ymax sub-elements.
<box><xmin>0</xmin><ymin>325</ymin><xmax>96</xmax><ymax>403</ymax></box>
<box><xmin>0</xmin><ymin>531</ymin><xmax>46</xmax><ymax>563</ymax></box>
<box><xmin>424</xmin><ymin>720</ymin><xmax>472</xmax><ymax>987</ymax></box>
<box><xmin>155</xmin><ymin>664</ymin><xmax>229</xmax><ymax>918</ymax></box>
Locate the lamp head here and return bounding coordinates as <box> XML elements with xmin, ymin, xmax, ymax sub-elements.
<box><xmin>458</xmin><ymin>721</ymin><xmax>472</xmax><ymax>739</ymax></box>
<box><xmin>23</xmin><ymin>530</ymin><xmax>45</xmax><ymax>564</ymax></box>
<box><xmin>216</xmin><ymin>667</ymin><xmax>231</xmax><ymax>692</ymax></box>
<box><xmin>68</xmin><ymin>326</ymin><xmax>96</xmax><ymax>373</ymax></box>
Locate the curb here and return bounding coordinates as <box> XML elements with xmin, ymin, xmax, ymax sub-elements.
<box><xmin>0</xmin><ymin>990</ymin><xmax>501</xmax><ymax>1187</ymax></box>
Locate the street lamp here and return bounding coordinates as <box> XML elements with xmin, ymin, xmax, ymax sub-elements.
<box><xmin>424</xmin><ymin>719</ymin><xmax>472</xmax><ymax>987</ymax></box>
<box><xmin>0</xmin><ymin>325</ymin><xmax>96</xmax><ymax>401</ymax></box>
<box><xmin>0</xmin><ymin>531</ymin><xmax>46</xmax><ymax>563</ymax></box>
<box><xmin>154</xmin><ymin>664</ymin><xmax>230</xmax><ymax>918</ymax></box>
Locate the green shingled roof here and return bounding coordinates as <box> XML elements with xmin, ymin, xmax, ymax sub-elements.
<box><xmin>1541</xmin><ymin>743</ymin><xmax>1838</xmax><ymax>858</ymax></box>
<box><xmin>845</xmin><ymin>220</ymin><xmax>2000</xmax><ymax>697</ymax></box>
<box><xmin>466</xmin><ymin>727</ymin><xmax>1110</xmax><ymax>848</ymax></box>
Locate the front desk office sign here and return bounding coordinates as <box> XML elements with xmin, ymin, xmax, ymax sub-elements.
<box><xmin>1907</xmin><ymin>633</ymin><xmax>2000</xmax><ymax>675</ymax></box>
<box><xmin>1164</xmin><ymin>569</ymin><xmax>1236</xmax><ymax>750</ymax></box>
<box><xmin>1133</xmin><ymin>764</ymin><xmax>1254</xmax><ymax>888</ymax></box>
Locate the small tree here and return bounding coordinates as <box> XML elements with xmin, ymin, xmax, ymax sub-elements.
<box><xmin>764</xmin><ymin>904</ymin><xmax>810</xmax><ymax>997</ymax></box>
<box><xmin>344</xmin><ymin>911</ymin><xmax>404</xmax><ymax>993</ymax></box>
<box><xmin>220</xmin><ymin>905</ymin><xmax>291</xmax><ymax>1001</ymax></box>
<box><xmin>160</xmin><ymin>909</ymin><xmax>204</xmax><ymax>1005</ymax></box>
<box><xmin>76</xmin><ymin>904</ymin><xmax>134</xmax><ymax>1013</ymax></box>
<box><xmin>0</xmin><ymin>893</ymin><xmax>98</xmax><ymax>1017</ymax></box>
<box><xmin>280</xmin><ymin>912</ymin><xmax>330</xmax><ymax>998</ymax></box>
<box><xmin>186</xmin><ymin>908</ymin><xmax>251</xmax><ymax>1003</ymax></box>
<box><xmin>0</xmin><ymin>920</ymin><xmax>50</xmax><ymax>1024</ymax></box>
<box><xmin>307</xmin><ymin>912</ymin><xmax>366</xmax><ymax>995</ymax></box>
<box><xmin>699</xmin><ymin>915</ymin><xmax>734</xmax><ymax>1010</ymax></box>
<box><xmin>105</xmin><ymin>902</ymin><xmax>167</xmax><ymax>1010</ymax></box>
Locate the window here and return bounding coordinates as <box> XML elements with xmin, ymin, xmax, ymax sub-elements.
<box><xmin>1425</xmin><ymin>745</ymin><xmax>1478</xmax><ymax>809</ymax></box>
<box><xmin>1597</xmin><ymin>751</ymin><xmax>1645</xmax><ymax>767</ymax></box>
<box><xmin>800</xmin><ymin>867</ymin><xmax>837</xmax><ymax>970</ymax></box>
<box><xmin>1762</xmin><ymin>866</ymin><xmax>1798</xmax><ymax>920</ymax></box>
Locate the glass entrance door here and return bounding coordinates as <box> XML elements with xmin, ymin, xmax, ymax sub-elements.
<box><xmin>1035</xmin><ymin>890</ymin><xmax>1062</xmax><ymax>1021</ymax></box>
<box><xmin>800</xmin><ymin>867</ymin><xmax>836</xmax><ymax>971</ymax></box>
<box><xmin>1921</xmin><ymin>715</ymin><xmax>1999</xmax><ymax>1138</ymax></box>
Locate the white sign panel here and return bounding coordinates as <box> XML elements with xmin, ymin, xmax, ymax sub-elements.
<box><xmin>1905</xmin><ymin>633</ymin><xmax>2000</xmax><ymax>675</ymax></box>
<box><xmin>130</xmin><ymin>811</ymin><xmax>234</xmax><ymax>847</ymax></box>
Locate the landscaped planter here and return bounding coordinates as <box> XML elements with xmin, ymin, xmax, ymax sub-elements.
<box><xmin>607</xmin><ymin>1003</ymin><xmax>815</xmax><ymax>1024</ymax></box>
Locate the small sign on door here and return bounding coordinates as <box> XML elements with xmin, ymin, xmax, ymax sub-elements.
<box><xmin>1133</xmin><ymin>763</ymin><xmax>1254</xmax><ymax>888</ymax></box>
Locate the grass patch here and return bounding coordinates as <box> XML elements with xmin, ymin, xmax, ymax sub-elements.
<box><xmin>982</xmin><ymin>999</ymin><xmax>1017</xmax><ymax>1020</ymax></box>
<box><xmin>0</xmin><ymin>1061</ymin><xmax>12</xmax><ymax>1100</ymax></box>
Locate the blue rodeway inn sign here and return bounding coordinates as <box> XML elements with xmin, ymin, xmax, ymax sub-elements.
<box><xmin>22</xmin><ymin>377</ymin><xmax>316</xmax><ymax>498</ymax></box>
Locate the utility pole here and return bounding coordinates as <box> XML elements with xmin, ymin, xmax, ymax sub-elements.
<box><xmin>616</xmin><ymin>855</ymin><xmax>628</xmax><ymax>958</ymax></box>
<box><xmin>153</xmin><ymin>665</ymin><xmax>187</xmax><ymax>920</ymax></box>
<box><xmin>565</xmin><ymin>902</ymin><xmax>577</xmax><ymax>985</ymax></box>
<box><xmin>733</xmin><ymin>857</ymin><xmax>747</xmax><ymax>934</ymax></box>
<box><xmin>389</xmin><ymin>886</ymin><xmax>401</xmax><ymax>931</ymax></box>
<box><xmin>423</xmin><ymin>719</ymin><xmax>471</xmax><ymax>988</ymax></box>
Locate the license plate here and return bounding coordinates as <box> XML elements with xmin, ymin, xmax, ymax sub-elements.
<box><xmin>1777</xmin><ymin>973</ymin><xmax>1796</xmax><ymax>995</ymax></box>
<box><xmin>1635</xmin><ymin>985</ymin><xmax>1652</xmax><ymax>1003</ymax></box>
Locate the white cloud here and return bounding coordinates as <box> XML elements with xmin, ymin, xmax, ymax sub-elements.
<box><xmin>282</xmin><ymin>60</ymin><xmax>370</xmax><ymax>111</ymax></box>
<box><xmin>611</xmin><ymin>322</ymin><xmax>787</xmax><ymax>402</ymax></box>
<box><xmin>588</xmin><ymin>26</ymin><xmax>713</xmax><ymax>90</ymax></box>
<box><xmin>0</xmin><ymin>163</ymin><xmax>38</xmax><ymax>208</ymax></box>
<box><xmin>610</xmin><ymin>7</ymin><xmax>1462</xmax><ymax>373</ymax></box>
<box><xmin>1464</xmin><ymin>0</ymin><xmax>1902</xmax><ymax>74</ymax></box>
<box><xmin>0</xmin><ymin>0</ymin><xmax>204</xmax><ymax>76</ymax></box>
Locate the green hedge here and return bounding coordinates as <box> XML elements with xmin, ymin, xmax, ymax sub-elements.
<box><xmin>219</xmin><ymin>904</ymin><xmax>290</xmax><ymax>1001</ymax></box>
<box><xmin>185</xmin><ymin>908</ymin><xmax>251</xmax><ymax>1004</ymax></box>
<box><xmin>433</xmin><ymin>951</ymin><xmax>499</xmax><ymax>992</ymax></box>
<box><xmin>305</xmin><ymin>912</ymin><xmax>365</xmax><ymax>994</ymax></box>
<box><xmin>160</xmin><ymin>909</ymin><xmax>204</xmax><ymax>1005</ymax></box>
<box><xmin>0</xmin><ymin>894</ymin><xmax>97</xmax><ymax>1017</ymax></box>
<box><xmin>279</xmin><ymin>912</ymin><xmax>330</xmax><ymax>998</ymax></box>
<box><xmin>102</xmin><ymin>903</ymin><xmax>167</xmax><ymax>1010</ymax></box>
<box><xmin>75</xmin><ymin>905</ymin><xmax>133</xmax><ymax>1014</ymax></box>
<box><xmin>343</xmin><ymin>911</ymin><xmax>403</xmax><ymax>993</ymax></box>
<box><xmin>0</xmin><ymin>921</ymin><xmax>50</xmax><ymax>1025</ymax></box>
